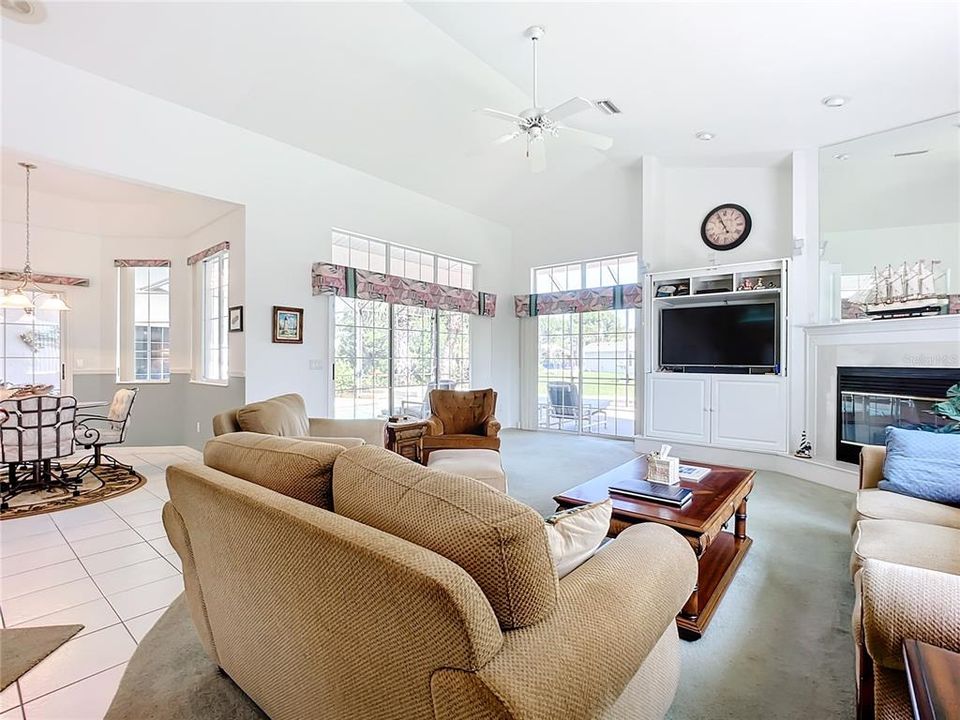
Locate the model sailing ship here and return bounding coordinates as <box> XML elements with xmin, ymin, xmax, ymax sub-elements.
<box><xmin>853</xmin><ymin>260</ymin><xmax>949</xmax><ymax>318</ymax></box>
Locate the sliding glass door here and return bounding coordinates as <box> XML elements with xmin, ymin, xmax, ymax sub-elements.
<box><xmin>537</xmin><ymin>308</ymin><xmax>636</xmax><ymax>438</ymax></box>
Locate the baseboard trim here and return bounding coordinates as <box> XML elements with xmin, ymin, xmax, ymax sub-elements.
<box><xmin>633</xmin><ymin>436</ymin><xmax>858</xmax><ymax>493</ymax></box>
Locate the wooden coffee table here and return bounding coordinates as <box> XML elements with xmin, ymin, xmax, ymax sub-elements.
<box><xmin>554</xmin><ymin>456</ymin><xmax>754</xmax><ymax>640</ymax></box>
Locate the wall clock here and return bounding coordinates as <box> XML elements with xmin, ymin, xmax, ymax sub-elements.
<box><xmin>701</xmin><ymin>203</ymin><xmax>752</xmax><ymax>251</ymax></box>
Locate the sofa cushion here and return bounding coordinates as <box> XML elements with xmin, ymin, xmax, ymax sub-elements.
<box><xmin>850</xmin><ymin>518</ymin><xmax>960</xmax><ymax>577</ymax></box>
<box><xmin>235</xmin><ymin>394</ymin><xmax>309</xmax><ymax>437</ymax></box>
<box><xmin>203</xmin><ymin>432</ymin><xmax>344</xmax><ymax>509</ymax></box>
<box><xmin>851</xmin><ymin>488</ymin><xmax>960</xmax><ymax>533</ymax></box>
<box><xmin>293</xmin><ymin>436</ymin><xmax>366</xmax><ymax>449</ymax></box>
<box><xmin>879</xmin><ymin>427</ymin><xmax>960</xmax><ymax>505</ymax></box>
<box><xmin>333</xmin><ymin>445</ymin><xmax>557</xmax><ymax>630</ymax></box>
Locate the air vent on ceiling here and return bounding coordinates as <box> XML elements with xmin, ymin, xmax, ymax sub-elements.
<box><xmin>893</xmin><ymin>149</ymin><xmax>929</xmax><ymax>158</ymax></box>
<box><xmin>595</xmin><ymin>99</ymin><xmax>621</xmax><ymax>115</ymax></box>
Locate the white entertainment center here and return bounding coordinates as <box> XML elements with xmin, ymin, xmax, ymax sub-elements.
<box><xmin>640</xmin><ymin>259</ymin><xmax>790</xmax><ymax>454</ymax></box>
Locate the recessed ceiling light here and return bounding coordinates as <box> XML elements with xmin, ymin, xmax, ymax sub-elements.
<box><xmin>821</xmin><ymin>95</ymin><xmax>848</xmax><ymax>108</ymax></box>
<box><xmin>695</xmin><ymin>131</ymin><xmax>715</xmax><ymax>141</ymax></box>
<box><xmin>833</xmin><ymin>153</ymin><xmax>850</xmax><ymax>161</ymax></box>
<box><xmin>1</xmin><ymin>0</ymin><xmax>44</xmax><ymax>23</ymax></box>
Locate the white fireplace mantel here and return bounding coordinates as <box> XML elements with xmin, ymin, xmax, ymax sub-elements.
<box><xmin>803</xmin><ymin>315</ymin><xmax>960</xmax><ymax>480</ymax></box>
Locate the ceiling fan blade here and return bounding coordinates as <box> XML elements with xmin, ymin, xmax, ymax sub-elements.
<box><xmin>492</xmin><ymin>131</ymin><xmax>521</xmax><ymax>145</ymax></box>
<box><xmin>527</xmin><ymin>136</ymin><xmax>546</xmax><ymax>173</ymax></box>
<box><xmin>476</xmin><ymin>107</ymin><xmax>525</xmax><ymax>124</ymax></box>
<box><xmin>544</xmin><ymin>96</ymin><xmax>595</xmax><ymax>122</ymax></box>
<box><xmin>556</xmin><ymin>125</ymin><xmax>614</xmax><ymax>151</ymax></box>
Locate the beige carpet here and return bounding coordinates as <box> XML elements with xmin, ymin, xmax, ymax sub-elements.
<box><xmin>0</xmin><ymin>625</ymin><xmax>84</xmax><ymax>691</ymax></box>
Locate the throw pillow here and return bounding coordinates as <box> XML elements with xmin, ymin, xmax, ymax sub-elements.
<box><xmin>544</xmin><ymin>499</ymin><xmax>613</xmax><ymax>578</ymax></box>
<box><xmin>879</xmin><ymin>427</ymin><xmax>960</xmax><ymax>505</ymax></box>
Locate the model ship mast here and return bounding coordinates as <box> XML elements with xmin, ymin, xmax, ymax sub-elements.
<box><xmin>862</xmin><ymin>259</ymin><xmax>948</xmax><ymax>318</ymax></box>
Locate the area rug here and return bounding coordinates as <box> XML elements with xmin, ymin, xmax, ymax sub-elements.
<box><xmin>105</xmin><ymin>596</ymin><xmax>266</xmax><ymax>720</ymax></box>
<box><xmin>1</xmin><ymin>465</ymin><xmax>147</xmax><ymax>520</ymax></box>
<box><xmin>0</xmin><ymin>624</ymin><xmax>84</xmax><ymax>690</ymax></box>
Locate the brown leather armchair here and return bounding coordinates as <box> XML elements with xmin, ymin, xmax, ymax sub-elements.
<box><xmin>421</xmin><ymin>388</ymin><xmax>500</xmax><ymax>459</ymax></box>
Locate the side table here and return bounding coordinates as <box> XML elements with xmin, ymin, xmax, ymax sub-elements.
<box><xmin>384</xmin><ymin>418</ymin><xmax>428</xmax><ymax>464</ymax></box>
<box><xmin>903</xmin><ymin>639</ymin><xmax>960</xmax><ymax>720</ymax></box>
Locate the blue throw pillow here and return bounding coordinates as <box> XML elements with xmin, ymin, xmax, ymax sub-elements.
<box><xmin>878</xmin><ymin>427</ymin><xmax>960</xmax><ymax>505</ymax></box>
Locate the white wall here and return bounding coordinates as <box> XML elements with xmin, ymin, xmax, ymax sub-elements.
<box><xmin>645</xmin><ymin>162</ymin><xmax>793</xmax><ymax>271</ymax></box>
<box><xmin>822</xmin><ymin>223</ymin><xmax>960</xmax><ymax>292</ymax></box>
<box><xmin>507</xmin><ymin>163</ymin><xmax>644</xmax><ymax>291</ymax></box>
<box><xmin>2</xmin><ymin>44</ymin><xmax>519</xmax><ymax>425</ymax></box>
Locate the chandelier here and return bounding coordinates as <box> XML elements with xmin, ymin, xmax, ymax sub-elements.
<box><xmin>0</xmin><ymin>162</ymin><xmax>71</xmax><ymax>313</ymax></box>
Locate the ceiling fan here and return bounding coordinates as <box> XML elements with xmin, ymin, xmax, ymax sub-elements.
<box><xmin>477</xmin><ymin>25</ymin><xmax>615</xmax><ymax>173</ymax></box>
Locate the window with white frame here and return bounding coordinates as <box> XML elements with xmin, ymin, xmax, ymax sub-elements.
<box><xmin>331</xmin><ymin>230</ymin><xmax>475</xmax><ymax>419</ymax></box>
<box><xmin>117</xmin><ymin>266</ymin><xmax>170</xmax><ymax>382</ymax></box>
<box><xmin>200</xmin><ymin>252</ymin><xmax>229</xmax><ymax>382</ymax></box>
<box><xmin>533</xmin><ymin>253</ymin><xmax>639</xmax><ymax>293</ymax></box>
<box><xmin>531</xmin><ymin>253</ymin><xmax>638</xmax><ymax>439</ymax></box>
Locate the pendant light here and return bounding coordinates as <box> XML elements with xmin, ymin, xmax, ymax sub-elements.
<box><xmin>0</xmin><ymin>163</ymin><xmax>71</xmax><ymax>314</ymax></box>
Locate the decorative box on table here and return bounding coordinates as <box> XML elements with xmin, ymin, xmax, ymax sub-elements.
<box><xmin>646</xmin><ymin>445</ymin><xmax>680</xmax><ymax>485</ymax></box>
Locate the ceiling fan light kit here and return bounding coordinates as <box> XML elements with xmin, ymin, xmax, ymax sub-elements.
<box><xmin>477</xmin><ymin>24</ymin><xmax>615</xmax><ymax>173</ymax></box>
<box><xmin>0</xmin><ymin>162</ymin><xmax>72</xmax><ymax>315</ymax></box>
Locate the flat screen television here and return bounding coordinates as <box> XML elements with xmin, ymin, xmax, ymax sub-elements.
<box><xmin>660</xmin><ymin>302</ymin><xmax>778</xmax><ymax>369</ymax></box>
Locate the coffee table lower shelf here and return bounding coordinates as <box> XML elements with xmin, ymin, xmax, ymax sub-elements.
<box><xmin>677</xmin><ymin>531</ymin><xmax>752</xmax><ymax>640</ymax></box>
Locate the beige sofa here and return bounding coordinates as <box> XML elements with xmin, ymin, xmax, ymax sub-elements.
<box><xmin>212</xmin><ymin>393</ymin><xmax>384</xmax><ymax>448</ymax></box>
<box><xmin>163</xmin><ymin>433</ymin><xmax>698</xmax><ymax>720</ymax></box>
<box><xmin>850</xmin><ymin>446</ymin><xmax>960</xmax><ymax>720</ymax></box>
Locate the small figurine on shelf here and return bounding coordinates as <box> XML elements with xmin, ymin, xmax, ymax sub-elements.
<box><xmin>754</xmin><ymin>278</ymin><xmax>766</xmax><ymax>290</ymax></box>
<box><xmin>738</xmin><ymin>278</ymin><xmax>755</xmax><ymax>291</ymax></box>
<box><xmin>795</xmin><ymin>431</ymin><xmax>812</xmax><ymax>459</ymax></box>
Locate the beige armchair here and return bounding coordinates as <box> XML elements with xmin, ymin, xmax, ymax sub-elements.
<box><xmin>212</xmin><ymin>393</ymin><xmax>384</xmax><ymax>448</ymax></box>
<box><xmin>163</xmin><ymin>435</ymin><xmax>698</xmax><ymax>720</ymax></box>
<box><xmin>422</xmin><ymin>388</ymin><xmax>501</xmax><ymax>460</ymax></box>
<box><xmin>851</xmin><ymin>446</ymin><xmax>960</xmax><ymax>720</ymax></box>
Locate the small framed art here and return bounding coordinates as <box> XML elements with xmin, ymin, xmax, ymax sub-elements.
<box><xmin>228</xmin><ymin>305</ymin><xmax>244</xmax><ymax>332</ymax></box>
<box><xmin>272</xmin><ymin>306</ymin><xmax>303</xmax><ymax>344</ymax></box>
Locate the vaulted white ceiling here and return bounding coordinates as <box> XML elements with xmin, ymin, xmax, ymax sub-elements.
<box><xmin>2</xmin><ymin>1</ymin><xmax>957</xmax><ymax>226</ymax></box>
<box><xmin>1</xmin><ymin>152</ymin><xmax>240</xmax><ymax>238</ymax></box>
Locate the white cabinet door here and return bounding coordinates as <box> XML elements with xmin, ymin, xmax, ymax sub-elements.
<box><xmin>646</xmin><ymin>374</ymin><xmax>709</xmax><ymax>443</ymax></box>
<box><xmin>711</xmin><ymin>377</ymin><xmax>787</xmax><ymax>452</ymax></box>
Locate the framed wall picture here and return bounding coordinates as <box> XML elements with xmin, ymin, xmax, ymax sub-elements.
<box><xmin>272</xmin><ymin>306</ymin><xmax>303</xmax><ymax>344</ymax></box>
<box><xmin>228</xmin><ymin>305</ymin><xmax>244</xmax><ymax>332</ymax></box>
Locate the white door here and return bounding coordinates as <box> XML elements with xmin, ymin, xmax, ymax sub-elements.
<box><xmin>646</xmin><ymin>374</ymin><xmax>709</xmax><ymax>443</ymax></box>
<box><xmin>711</xmin><ymin>376</ymin><xmax>787</xmax><ymax>451</ymax></box>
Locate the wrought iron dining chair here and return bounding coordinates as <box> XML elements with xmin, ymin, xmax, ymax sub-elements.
<box><xmin>73</xmin><ymin>387</ymin><xmax>138</xmax><ymax>481</ymax></box>
<box><xmin>1</xmin><ymin>394</ymin><xmax>79</xmax><ymax>509</ymax></box>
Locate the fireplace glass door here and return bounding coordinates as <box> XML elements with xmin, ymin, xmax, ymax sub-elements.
<box><xmin>836</xmin><ymin>367</ymin><xmax>959</xmax><ymax>463</ymax></box>
<box><xmin>840</xmin><ymin>392</ymin><xmax>951</xmax><ymax>447</ymax></box>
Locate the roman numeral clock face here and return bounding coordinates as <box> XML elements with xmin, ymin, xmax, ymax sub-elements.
<box><xmin>701</xmin><ymin>204</ymin><xmax>752</xmax><ymax>251</ymax></box>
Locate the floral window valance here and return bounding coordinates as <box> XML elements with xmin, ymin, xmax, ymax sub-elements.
<box><xmin>515</xmin><ymin>283</ymin><xmax>642</xmax><ymax>317</ymax></box>
<box><xmin>312</xmin><ymin>262</ymin><xmax>497</xmax><ymax>317</ymax></box>
<box><xmin>187</xmin><ymin>242</ymin><xmax>229</xmax><ymax>266</ymax></box>
<box><xmin>113</xmin><ymin>259</ymin><xmax>171</xmax><ymax>268</ymax></box>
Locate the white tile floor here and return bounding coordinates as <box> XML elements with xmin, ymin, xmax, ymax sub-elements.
<box><xmin>0</xmin><ymin>446</ymin><xmax>200</xmax><ymax>720</ymax></box>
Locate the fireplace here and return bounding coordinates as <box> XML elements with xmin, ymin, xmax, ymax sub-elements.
<box><xmin>836</xmin><ymin>366</ymin><xmax>959</xmax><ymax>463</ymax></box>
